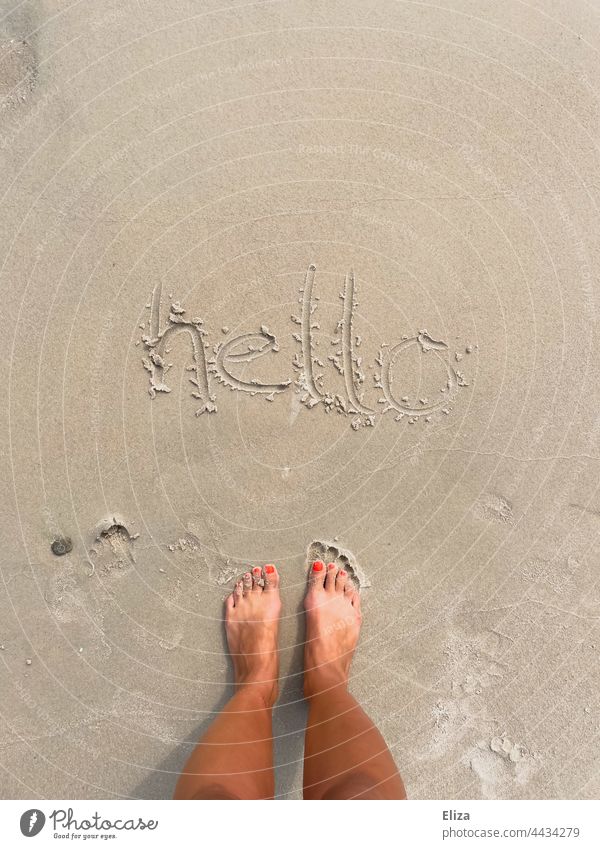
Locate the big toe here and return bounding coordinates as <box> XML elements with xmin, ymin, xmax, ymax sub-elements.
<box><xmin>308</xmin><ymin>560</ymin><xmax>326</xmax><ymax>590</ymax></box>
<box><xmin>263</xmin><ymin>563</ymin><xmax>279</xmax><ymax>591</ymax></box>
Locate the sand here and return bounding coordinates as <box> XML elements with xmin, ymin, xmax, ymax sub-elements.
<box><xmin>0</xmin><ymin>0</ymin><xmax>599</xmax><ymax>799</ymax></box>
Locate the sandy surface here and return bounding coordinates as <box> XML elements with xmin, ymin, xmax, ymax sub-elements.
<box><xmin>1</xmin><ymin>0</ymin><xmax>599</xmax><ymax>799</ymax></box>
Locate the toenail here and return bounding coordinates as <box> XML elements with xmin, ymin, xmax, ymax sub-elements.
<box><xmin>265</xmin><ymin>564</ymin><xmax>275</xmax><ymax>574</ymax></box>
<box><xmin>327</xmin><ymin>562</ymin><xmax>336</xmax><ymax>570</ymax></box>
<box><xmin>245</xmin><ymin>572</ymin><xmax>251</xmax><ymax>579</ymax></box>
<box><xmin>252</xmin><ymin>567</ymin><xmax>261</xmax><ymax>573</ymax></box>
<box><xmin>340</xmin><ymin>570</ymin><xmax>347</xmax><ymax>576</ymax></box>
<box><xmin>312</xmin><ymin>561</ymin><xmax>324</xmax><ymax>571</ymax></box>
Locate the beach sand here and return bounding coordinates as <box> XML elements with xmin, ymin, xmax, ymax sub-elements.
<box><xmin>0</xmin><ymin>0</ymin><xmax>599</xmax><ymax>798</ymax></box>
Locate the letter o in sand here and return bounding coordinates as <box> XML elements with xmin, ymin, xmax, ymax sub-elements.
<box><xmin>383</xmin><ymin>336</ymin><xmax>457</xmax><ymax>416</ymax></box>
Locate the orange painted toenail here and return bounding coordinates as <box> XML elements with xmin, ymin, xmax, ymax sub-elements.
<box><xmin>327</xmin><ymin>562</ymin><xmax>336</xmax><ymax>569</ymax></box>
<box><xmin>312</xmin><ymin>561</ymin><xmax>324</xmax><ymax>571</ymax></box>
<box><xmin>340</xmin><ymin>570</ymin><xmax>347</xmax><ymax>576</ymax></box>
<box><xmin>252</xmin><ymin>566</ymin><xmax>261</xmax><ymax>573</ymax></box>
<box><xmin>265</xmin><ymin>565</ymin><xmax>275</xmax><ymax>574</ymax></box>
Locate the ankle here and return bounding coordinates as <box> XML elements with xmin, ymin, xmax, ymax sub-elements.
<box><xmin>303</xmin><ymin>670</ymin><xmax>349</xmax><ymax>701</ymax></box>
<box><xmin>236</xmin><ymin>678</ymin><xmax>279</xmax><ymax>708</ymax></box>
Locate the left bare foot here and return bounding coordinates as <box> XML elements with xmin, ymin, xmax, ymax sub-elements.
<box><xmin>225</xmin><ymin>565</ymin><xmax>281</xmax><ymax>706</ymax></box>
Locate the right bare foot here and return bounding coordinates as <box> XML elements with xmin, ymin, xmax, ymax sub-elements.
<box><xmin>225</xmin><ymin>565</ymin><xmax>281</xmax><ymax>707</ymax></box>
<box><xmin>303</xmin><ymin>560</ymin><xmax>362</xmax><ymax>698</ymax></box>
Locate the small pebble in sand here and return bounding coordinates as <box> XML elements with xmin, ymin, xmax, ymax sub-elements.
<box><xmin>159</xmin><ymin>568</ymin><xmax>166</xmax><ymax>574</ymax></box>
<box><xmin>221</xmin><ymin>326</ymin><xmax>229</xmax><ymax>334</ymax></box>
<box><xmin>51</xmin><ymin>537</ymin><xmax>72</xmax><ymax>556</ymax></box>
<box><xmin>0</xmin><ymin>645</ymin><xmax>4</xmax><ymax>650</ymax></box>
<box><xmin>78</xmin><ymin>647</ymin><xmax>83</xmax><ymax>653</ymax></box>
<box><xmin>25</xmin><ymin>659</ymin><xmax>32</xmax><ymax>666</ymax></box>
<box><xmin>466</xmin><ymin>344</ymin><xmax>474</xmax><ymax>353</ymax></box>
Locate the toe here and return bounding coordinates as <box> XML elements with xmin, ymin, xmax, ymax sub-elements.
<box><xmin>242</xmin><ymin>572</ymin><xmax>253</xmax><ymax>596</ymax></box>
<box><xmin>234</xmin><ymin>580</ymin><xmax>243</xmax><ymax>605</ymax></box>
<box><xmin>251</xmin><ymin>566</ymin><xmax>263</xmax><ymax>591</ymax></box>
<box><xmin>344</xmin><ymin>583</ymin><xmax>361</xmax><ymax>610</ymax></box>
<box><xmin>225</xmin><ymin>593</ymin><xmax>235</xmax><ymax>615</ymax></box>
<box><xmin>308</xmin><ymin>560</ymin><xmax>326</xmax><ymax>589</ymax></box>
<box><xmin>336</xmin><ymin>568</ymin><xmax>348</xmax><ymax>593</ymax></box>
<box><xmin>263</xmin><ymin>563</ymin><xmax>279</xmax><ymax>591</ymax></box>
<box><xmin>325</xmin><ymin>562</ymin><xmax>338</xmax><ymax>591</ymax></box>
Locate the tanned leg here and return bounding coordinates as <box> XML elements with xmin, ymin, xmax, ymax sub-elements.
<box><xmin>302</xmin><ymin>561</ymin><xmax>407</xmax><ymax>800</ymax></box>
<box><xmin>174</xmin><ymin>565</ymin><xmax>281</xmax><ymax>800</ymax></box>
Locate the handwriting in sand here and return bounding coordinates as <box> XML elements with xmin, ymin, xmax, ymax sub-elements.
<box><xmin>140</xmin><ymin>265</ymin><xmax>473</xmax><ymax>429</ymax></box>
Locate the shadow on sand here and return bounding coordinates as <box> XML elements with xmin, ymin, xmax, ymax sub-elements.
<box><xmin>132</xmin><ymin>595</ymin><xmax>308</xmax><ymax>799</ymax></box>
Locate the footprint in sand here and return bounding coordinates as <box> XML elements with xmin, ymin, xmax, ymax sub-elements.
<box><xmin>90</xmin><ymin>516</ymin><xmax>138</xmax><ymax>575</ymax></box>
<box><xmin>306</xmin><ymin>539</ymin><xmax>371</xmax><ymax>589</ymax></box>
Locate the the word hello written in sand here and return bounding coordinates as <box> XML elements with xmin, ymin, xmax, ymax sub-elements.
<box><xmin>139</xmin><ymin>265</ymin><xmax>473</xmax><ymax>429</ymax></box>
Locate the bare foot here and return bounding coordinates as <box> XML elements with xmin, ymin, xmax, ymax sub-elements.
<box><xmin>225</xmin><ymin>565</ymin><xmax>281</xmax><ymax>706</ymax></box>
<box><xmin>303</xmin><ymin>560</ymin><xmax>362</xmax><ymax>698</ymax></box>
